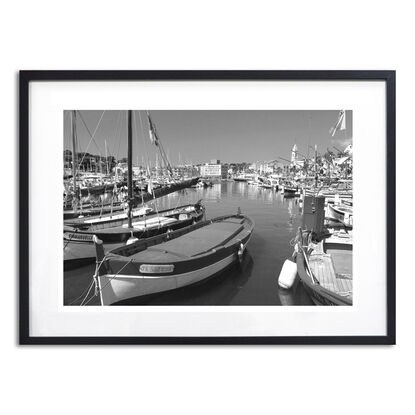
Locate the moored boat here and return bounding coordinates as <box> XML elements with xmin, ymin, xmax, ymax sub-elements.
<box><xmin>259</xmin><ymin>180</ymin><xmax>273</xmax><ymax>189</ymax></box>
<box><xmin>64</xmin><ymin>201</ymin><xmax>125</xmax><ymax>220</ymax></box>
<box><xmin>280</xmin><ymin>180</ymin><xmax>299</xmax><ymax>196</ymax></box>
<box><xmin>192</xmin><ymin>179</ymin><xmax>213</xmax><ymax>189</ymax></box>
<box><xmin>295</xmin><ymin>227</ymin><xmax>353</xmax><ymax>305</ymax></box>
<box><xmin>65</xmin><ymin>205</ymin><xmax>153</xmax><ymax>229</ymax></box>
<box><xmin>278</xmin><ymin>194</ymin><xmax>352</xmax><ymax>305</ymax></box>
<box><xmin>64</xmin><ymin>201</ymin><xmax>205</xmax><ymax>269</ymax></box>
<box><xmin>282</xmin><ymin>187</ymin><xmax>299</xmax><ymax>197</ymax></box>
<box><xmin>233</xmin><ymin>174</ymin><xmax>248</xmax><ymax>182</ymax></box>
<box><xmin>326</xmin><ymin>203</ymin><xmax>353</xmax><ymax>226</ymax></box>
<box><xmin>91</xmin><ymin>212</ymin><xmax>254</xmax><ymax>305</ymax></box>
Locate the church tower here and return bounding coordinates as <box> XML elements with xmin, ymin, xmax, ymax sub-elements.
<box><xmin>291</xmin><ymin>144</ymin><xmax>298</xmax><ymax>165</ymax></box>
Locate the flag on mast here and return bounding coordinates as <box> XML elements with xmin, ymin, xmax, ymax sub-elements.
<box><xmin>329</xmin><ymin>110</ymin><xmax>346</xmax><ymax>136</ymax></box>
<box><xmin>147</xmin><ymin>112</ymin><xmax>159</xmax><ymax>146</ymax></box>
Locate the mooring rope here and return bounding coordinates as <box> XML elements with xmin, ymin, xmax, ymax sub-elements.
<box><xmin>81</xmin><ymin>258</ymin><xmax>134</xmax><ymax>306</ymax></box>
<box><xmin>68</xmin><ymin>279</ymin><xmax>95</xmax><ymax>306</ymax></box>
<box><xmin>63</xmin><ymin>228</ymin><xmax>80</xmax><ymax>250</ymax></box>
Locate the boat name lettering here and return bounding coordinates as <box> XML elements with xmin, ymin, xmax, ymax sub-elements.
<box><xmin>139</xmin><ymin>264</ymin><xmax>175</xmax><ymax>273</ymax></box>
<box><xmin>67</xmin><ymin>233</ymin><xmax>93</xmax><ymax>241</ymax></box>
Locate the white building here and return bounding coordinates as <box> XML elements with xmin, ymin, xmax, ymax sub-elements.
<box><xmin>200</xmin><ymin>162</ymin><xmax>227</xmax><ymax>178</ymax></box>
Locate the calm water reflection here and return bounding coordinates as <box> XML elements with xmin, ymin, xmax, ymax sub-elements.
<box><xmin>64</xmin><ymin>181</ymin><xmax>313</xmax><ymax>305</ymax></box>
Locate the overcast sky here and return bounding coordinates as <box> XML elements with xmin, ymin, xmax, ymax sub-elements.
<box><xmin>63</xmin><ymin>110</ymin><xmax>352</xmax><ymax>165</ymax></box>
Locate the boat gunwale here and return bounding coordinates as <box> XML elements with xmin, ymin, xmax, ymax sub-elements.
<box><xmin>105</xmin><ymin>214</ymin><xmax>254</xmax><ymax>261</ymax></box>
<box><xmin>328</xmin><ymin>203</ymin><xmax>353</xmax><ymax>215</ymax></box>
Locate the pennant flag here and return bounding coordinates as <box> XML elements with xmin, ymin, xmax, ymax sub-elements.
<box><xmin>147</xmin><ymin>177</ymin><xmax>153</xmax><ymax>194</ymax></box>
<box><xmin>340</xmin><ymin>110</ymin><xmax>346</xmax><ymax>131</ymax></box>
<box><xmin>329</xmin><ymin>110</ymin><xmax>346</xmax><ymax>136</ymax></box>
<box><xmin>147</xmin><ymin>112</ymin><xmax>159</xmax><ymax>147</ymax></box>
<box><xmin>344</xmin><ymin>144</ymin><xmax>353</xmax><ymax>156</ymax></box>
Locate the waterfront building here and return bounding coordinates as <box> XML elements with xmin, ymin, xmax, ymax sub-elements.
<box><xmin>200</xmin><ymin>160</ymin><xmax>227</xmax><ymax>178</ymax></box>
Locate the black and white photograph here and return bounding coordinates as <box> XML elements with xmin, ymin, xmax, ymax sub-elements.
<box><xmin>63</xmin><ymin>109</ymin><xmax>353</xmax><ymax>306</ymax></box>
<box><xmin>4</xmin><ymin>0</ymin><xmax>409</xmax><ymax>412</ymax></box>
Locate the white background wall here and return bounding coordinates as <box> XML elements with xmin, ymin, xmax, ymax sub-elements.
<box><xmin>1</xmin><ymin>1</ymin><xmax>411</xmax><ymax>414</ymax></box>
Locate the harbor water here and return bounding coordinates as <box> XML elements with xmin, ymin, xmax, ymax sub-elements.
<box><xmin>64</xmin><ymin>181</ymin><xmax>314</xmax><ymax>305</ymax></box>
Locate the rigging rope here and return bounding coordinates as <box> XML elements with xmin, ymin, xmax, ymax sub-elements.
<box><xmin>69</xmin><ymin>279</ymin><xmax>95</xmax><ymax>306</ymax></box>
<box><xmin>79</xmin><ymin>278</ymin><xmax>96</xmax><ymax>306</ymax></box>
<box><xmin>63</xmin><ymin>228</ymin><xmax>79</xmax><ymax>250</ymax></box>
<box><xmin>113</xmin><ymin>111</ymin><xmax>123</xmax><ymax>165</ymax></box>
<box><xmin>76</xmin><ymin>110</ymin><xmax>106</xmax><ymax>170</ymax></box>
<box><xmin>82</xmin><ymin>258</ymin><xmax>134</xmax><ymax>306</ymax></box>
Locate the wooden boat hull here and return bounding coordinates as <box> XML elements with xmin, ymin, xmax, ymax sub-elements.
<box><xmin>64</xmin><ymin>202</ymin><xmax>124</xmax><ymax>220</ymax></box>
<box><xmin>98</xmin><ymin>250</ymin><xmax>239</xmax><ymax>305</ymax></box>
<box><xmin>327</xmin><ymin>204</ymin><xmax>353</xmax><ymax>225</ymax></box>
<box><xmin>296</xmin><ymin>235</ymin><xmax>352</xmax><ymax>306</ymax></box>
<box><xmin>95</xmin><ymin>214</ymin><xmax>254</xmax><ymax>305</ymax></box>
<box><xmin>296</xmin><ymin>251</ymin><xmax>352</xmax><ymax>306</ymax></box>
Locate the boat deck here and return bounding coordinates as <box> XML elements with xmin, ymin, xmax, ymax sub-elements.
<box><xmin>90</xmin><ymin>208</ymin><xmax>198</xmax><ymax>235</ymax></box>
<box><xmin>308</xmin><ymin>237</ymin><xmax>353</xmax><ymax>301</ymax></box>
<box><xmin>125</xmin><ymin>217</ymin><xmax>246</xmax><ymax>262</ymax></box>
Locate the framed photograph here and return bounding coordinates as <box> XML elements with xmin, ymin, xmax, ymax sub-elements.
<box><xmin>19</xmin><ymin>70</ymin><xmax>395</xmax><ymax>344</ymax></box>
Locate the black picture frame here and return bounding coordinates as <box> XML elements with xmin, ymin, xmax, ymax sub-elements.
<box><xmin>19</xmin><ymin>70</ymin><xmax>396</xmax><ymax>345</ymax></box>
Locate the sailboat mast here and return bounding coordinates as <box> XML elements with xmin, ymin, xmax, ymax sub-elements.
<box><xmin>127</xmin><ymin>110</ymin><xmax>133</xmax><ymax>228</ymax></box>
<box><xmin>105</xmin><ymin>139</ymin><xmax>109</xmax><ymax>175</ymax></box>
<box><xmin>71</xmin><ymin>110</ymin><xmax>78</xmax><ymax>211</ymax></box>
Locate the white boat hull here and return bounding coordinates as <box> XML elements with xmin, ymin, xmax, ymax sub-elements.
<box><xmin>98</xmin><ymin>252</ymin><xmax>238</xmax><ymax>305</ymax></box>
<box><xmin>326</xmin><ymin>203</ymin><xmax>353</xmax><ymax>224</ymax></box>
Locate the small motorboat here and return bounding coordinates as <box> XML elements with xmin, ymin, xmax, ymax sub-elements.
<box><xmin>192</xmin><ymin>180</ymin><xmax>212</xmax><ymax>189</ymax></box>
<box><xmin>326</xmin><ymin>203</ymin><xmax>353</xmax><ymax>226</ymax></box>
<box><xmin>280</xmin><ymin>181</ymin><xmax>299</xmax><ymax>196</ymax></box>
<box><xmin>259</xmin><ymin>180</ymin><xmax>273</xmax><ymax>189</ymax></box>
<box><xmin>233</xmin><ymin>174</ymin><xmax>248</xmax><ymax>182</ymax></box>
<box><xmin>91</xmin><ymin>212</ymin><xmax>254</xmax><ymax>305</ymax></box>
